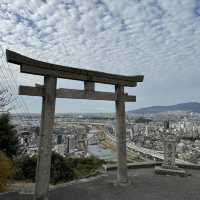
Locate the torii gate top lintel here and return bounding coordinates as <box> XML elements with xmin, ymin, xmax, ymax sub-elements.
<box><xmin>6</xmin><ymin>49</ymin><xmax>143</xmax><ymax>87</ymax></box>
<box><xmin>6</xmin><ymin>49</ymin><xmax>143</xmax><ymax>102</ymax></box>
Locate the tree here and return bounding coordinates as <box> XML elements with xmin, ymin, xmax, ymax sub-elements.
<box><xmin>14</xmin><ymin>155</ymin><xmax>37</xmax><ymax>181</ymax></box>
<box><xmin>135</xmin><ymin>117</ymin><xmax>152</xmax><ymax>123</ymax></box>
<box><xmin>0</xmin><ymin>113</ymin><xmax>19</xmax><ymax>158</ymax></box>
<box><xmin>13</xmin><ymin>153</ymin><xmax>105</xmax><ymax>184</ymax></box>
<box><xmin>50</xmin><ymin>152</ymin><xmax>74</xmax><ymax>184</ymax></box>
<box><xmin>14</xmin><ymin>152</ymin><xmax>75</xmax><ymax>184</ymax></box>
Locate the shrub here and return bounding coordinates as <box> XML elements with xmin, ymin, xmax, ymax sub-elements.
<box><xmin>13</xmin><ymin>152</ymin><xmax>75</xmax><ymax>184</ymax></box>
<box><xmin>50</xmin><ymin>152</ymin><xmax>75</xmax><ymax>184</ymax></box>
<box><xmin>0</xmin><ymin>113</ymin><xmax>19</xmax><ymax>158</ymax></box>
<box><xmin>14</xmin><ymin>155</ymin><xmax>37</xmax><ymax>181</ymax></box>
<box><xmin>65</xmin><ymin>156</ymin><xmax>105</xmax><ymax>178</ymax></box>
<box><xmin>13</xmin><ymin>153</ymin><xmax>105</xmax><ymax>184</ymax></box>
<box><xmin>0</xmin><ymin>151</ymin><xmax>13</xmax><ymax>192</ymax></box>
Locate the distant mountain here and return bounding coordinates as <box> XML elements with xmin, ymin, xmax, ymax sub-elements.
<box><xmin>129</xmin><ymin>102</ymin><xmax>200</xmax><ymax>114</ymax></box>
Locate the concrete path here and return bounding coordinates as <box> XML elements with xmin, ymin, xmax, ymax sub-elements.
<box><xmin>14</xmin><ymin>168</ymin><xmax>200</xmax><ymax>200</ymax></box>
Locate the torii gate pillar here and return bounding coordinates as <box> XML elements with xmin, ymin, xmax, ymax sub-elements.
<box><xmin>35</xmin><ymin>76</ymin><xmax>57</xmax><ymax>200</ymax></box>
<box><xmin>115</xmin><ymin>85</ymin><xmax>128</xmax><ymax>184</ymax></box>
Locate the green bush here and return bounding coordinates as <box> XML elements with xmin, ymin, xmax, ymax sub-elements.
<box><xmin>50</xmin><ymin>152</ymin><xmax>74</xmax><ymax>184</ymax></box>
<box><xmin>0</xmin><ymin>151</ymin><xmax>13</xmax><ymax>192</ymax></box>
<box><xmin>14</xmin><ymin>155</ymin><xmax>37</xmax><ymax>181</ymax></box>
<box><xmin>13</xmin><ymin>153</ymin><xmax>105</xmax><ymax>184</ymax></box>
<box><xmin>65</xmin><ymin>156</ymin><xmax>105</xmax><ymax>179</ymax></box>
<box><xmin>0</xmin><ymin>113</ymin><xmax>19</xmax><ymax>158</ymax></box>
<box><xmin>13</xmin><ymin>152</ymin><xmax>74</xmax><ymax>184</ymax></box>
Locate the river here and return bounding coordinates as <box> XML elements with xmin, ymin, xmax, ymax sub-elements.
<box><xmin>87</xmin><ymin>144</ymin><xmax>117</xmax><ymax>161</ymax></box>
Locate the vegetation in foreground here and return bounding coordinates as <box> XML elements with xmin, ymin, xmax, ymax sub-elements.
<box><xmin>0</xmin><ymin>151</ymin><xmax>13</xmax><ymax>192</ymax></box>
<box><xmin>0</xmin><ymin>113</ymin><xmax>105</xmax><ymax>191</ymax></box>
<box><xmin>0</xmin><ymin>113</ymin><xmax>19</xmax><ymax>158</ymax></box>
<box><xmin>0</xmin><ymin>113</ymin><xmax>17</xmax><ymax>192</ymax></box>
<box><xmin>14</xmin><ymin>153</ymin><xmax>105</xmax><ymax>185</ymax></box>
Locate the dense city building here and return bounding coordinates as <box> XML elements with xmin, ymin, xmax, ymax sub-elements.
<box><xmin>11</xmin><ymin>111</ymin><xmax>200</xmax><ymax>164</ymax></box>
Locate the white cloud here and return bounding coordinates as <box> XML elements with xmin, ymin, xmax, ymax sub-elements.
<box><xmin>0</xmin><ymin>0</ymin><xmax>200</xmax><ymax>113</ymax></box>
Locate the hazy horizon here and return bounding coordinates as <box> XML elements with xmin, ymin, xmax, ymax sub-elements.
<box><xmin>8</xmin><ymin>101</ymin><xmax>199</xmax><ymax>114</ymax></box>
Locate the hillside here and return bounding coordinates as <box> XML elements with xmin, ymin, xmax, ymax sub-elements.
<box><xmin>130</xmin><ymin>102</ymin><xmax>200</xmax><ymax>114</ymax></box>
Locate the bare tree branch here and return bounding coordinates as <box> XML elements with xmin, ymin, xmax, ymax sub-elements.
<box><xmin>0</xmin><ymin>89</ymin><xmax>14</xmax><ymax>112</ymax></box>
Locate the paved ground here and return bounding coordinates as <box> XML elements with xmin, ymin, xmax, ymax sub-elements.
<box><xmin>20</xmin><ymin>168</ymin><xmax>200</xmax><ymax>200</ymax></box>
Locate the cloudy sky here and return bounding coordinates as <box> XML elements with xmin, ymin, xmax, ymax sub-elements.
<box><xmin>0</xmin><ymin>0</ymin><xmax>200</xmax><ymax>113</ymax></box>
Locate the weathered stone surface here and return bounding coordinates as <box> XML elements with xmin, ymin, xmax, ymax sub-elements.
<box><xmin>162</xmin><ymin>134</ymin><xmax>177</xmax><ymax>169</ymax></box>
<box><xmin>35</xmin><ymin>77</ymin><xmax>57</xmax><ymax>200</ymax></box>
<box><xmin>115</xmin><ymin>85</ymin><xmax>128</xmax><ymax>184</ymax></box>
<box><xmin>10</xmin><ymin>169</ymin><xmax>200</xmax><ymax>200</ymax></box>
<box><xmin>155</xmin><ymin>128</ymin><xmax>187</xmax><ymax>177</ymax></box>
<box><xmin>0</xmin><ymin>192</ymin><xmax>19</xmax><ymax>200</ymax></box>
<box><xmin>19</xmin><ymin>85</ymin><xmax>136</xmax><ymax>102</ymax></box>
<box><xmin>6</xmin><ymin>49</ymin><xmax>143</xmax><ymax>87</ymax></box>
<box><xmin>155</xmin><ymin>166</ymin><xmax>187</xmax><ymax>177</ymax></box>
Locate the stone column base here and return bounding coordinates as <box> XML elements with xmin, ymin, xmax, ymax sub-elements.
<box><xmin>114</xmin><ymin>179</ymin><xmax>132</xmax><ymax>186</ymax></box>
<box><xmin>155</xmin><ymin>166</ymin><xmax>187</xmax><ymax>177</ymax></box>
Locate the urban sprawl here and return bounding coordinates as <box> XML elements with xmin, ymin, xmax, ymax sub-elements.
<box><xmin>12</xmin><ymin>111</ymin><xmax>200</xmax><ymax>165</ymax></box>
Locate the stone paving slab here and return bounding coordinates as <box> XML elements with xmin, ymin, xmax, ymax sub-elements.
<box><xmin>154</xmin><ymin>166</ymin><xmax>187</xmax><ymax>177</ymax></box>
<box><xmin>0</xmin><ymin>192</ymin><xmax>19</xmax><ymax>200</ymax></box>
<box><xmin>15</xmin><ymin>168</ymin><xmax>200</xmax><ymax>200</ymax></box>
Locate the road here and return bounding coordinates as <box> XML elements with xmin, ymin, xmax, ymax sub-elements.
<box><xmin>105</xmin><ymin>132</ymin><xmax>193</xmax><ymax>165</ymax></box>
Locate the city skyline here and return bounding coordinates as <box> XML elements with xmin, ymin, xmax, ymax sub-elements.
<box><xmin>1</xmin><ymin>0</ymin><xmax>200</xmax><ymax>113</ymax></box>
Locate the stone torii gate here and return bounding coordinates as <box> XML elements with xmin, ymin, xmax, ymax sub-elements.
<box><xmin>6</xmin><ymin>49</ymin><xmax>143</xmax><ymax>200</ymax></box>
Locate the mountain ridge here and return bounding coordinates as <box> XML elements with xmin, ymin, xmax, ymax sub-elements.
<box><xmin>129</xmin><ymin>102</ymin><xmax>200</xmax><ymax>114</ymax></box>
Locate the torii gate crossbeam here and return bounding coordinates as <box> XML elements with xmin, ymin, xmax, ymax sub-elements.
<box><xmin>6</xmin><ymin>49</ymin><xmax>144</xmax><ymax>200</ymax></box>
